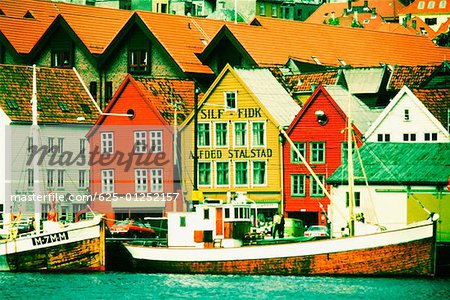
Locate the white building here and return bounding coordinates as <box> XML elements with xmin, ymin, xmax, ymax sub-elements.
<box><xmin>0</xmin><ymin>65</ymin><xmax>99</xmax><ymax>224</ymax></box>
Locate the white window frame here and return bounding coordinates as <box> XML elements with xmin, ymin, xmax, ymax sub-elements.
<box><xmin>134</xmin><ymin>131</ymin><xmax>147</xmax><ymax>153</ymax></box>
<box><xmin>224</xmin><ymin>91</ymin><xmax>237</xmax><ymax>111</ymax></box>
<box><xmin>79</xmin><ymin>170</ymin><xmax>88</xmax><ymax>189</ymax></box>
<box><xmin>57</xmin><ymin>169</ymin><xmax>64</xmax><ymax>188</ymax></box>
<box><xmin>48</xmin><ymin>137</ymin><xmax>55</xmax><ymax>153</ymax></box>
<box><xmin>439</xmin><ymin>0</ymin><xmax>446</xmax><ymax>8</ymax></box>
<box><xmin>47</xmin><ymin>169</ymin><xmax>54</xmax><ymax>188</ymax></box>
<box><xmin>428</xmin><ymin>1</ymin><xmax>435</xmax><ymax>8</ymax></box>
<box><xmin>27</xmin><ymin>168</ymin><xmax>34</xmax><ymax>188</ymax></box>
<box><xmin>57</xmin><ymin>137</ymin><xmax>64</xmax><ymax>154</ymax></box>
<box><xmin>252</xmin><ymin>160</ymin><xmax>267</xmax><ymax>186</ymax></box>
<box><xmin>150</xmin><ymin>168</ymin><xmax>163</xmax><ymax>192</ymax></box>
<box><xmin>418</xmin><ymin>1</ymin><xmax>425</xmax><ymax>8</ymax></box>
<box><xmin>234</xmin><ymin>161</ymin><xmax>249</xmax><ymax>187</ymax></box>
<box><xmin>198</xmin><ymin>161</ymin><xmax>212</xmax><ymax>187</ymax></box>
<box><xmin>101</xmin><ymin>169</ymin><xmax>114</xmax><ymax>193</ymax></box>
<box><xmin>135</xmin><ymin>169</ymin><xmax>148</xmax><ymax>192</ymax></box>
<box><xmin>80</xmin><ymin>138</ymin><xmax>86</xmax><ymax>156</ymax></box>
<box><xmin>150</xmin><ymin>131</ymin><xmax>163</xmax><ymax>153</ymax></box>
<box><xmin>101</xmin><ymin>132</ymin><xmax>114</xmax><ymax>154</ymax></box>
<box><xmin>233</xmin><ymin>122</ymin><xmax>248</xmax><ymax>147</ymax></box>
<box><xmin>214</xmin><ymin>122</ymin><xmax>228</xmax><ymax>147</ymax></box>
<box><xmin>251</xmin><ymin>121</ymin><xmax>266</xmax><ymax>147</ymax></box>
<box><xmin>215</xmin><ymin>161</ymin><xmax>230</xmax><ymax>187</ymax></box>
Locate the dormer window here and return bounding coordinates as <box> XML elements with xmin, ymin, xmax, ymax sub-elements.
<box><xmin>6</xmin><ymin>99</ymin><xmax>19</xmax><ymax>110</ymax></box>
<box><xmin>418</xmin><ymin>1</ymin><xmax>425</xmax><ymax>8</ymax></box>
<box><xmin>128</xmin><ymin>49</ymin><xmax>150</xmax><ymax>73</ymax></box>
<box><xmin>404</xmin><ymin>109</ymin><xmax>410</xmax><ymax>121</ymax></box>
<box><xmin>224</xmin><ymin>91</ymin><xmax>237</xmax><ymax>110</ymax></box>
<box><xmin>58</xmin><ymin>102</ymin><xmax>70</xmax><ymax>112</ymax></box>
<box><xmin>0</xmin><ymin>9</ymin><xmax>5</xmax><ymax>16</ymax></box>
<box><xmin>51</xmin><ymin>49</ymin><xmax>72</xmax><ymax>68</ymax></box>
<box><xmin>428</xmin><ymin>1</ymin><xmax>435</xmax><ymax>8</ymax></box>
<box><xmin>23</xmin><ymin>10</ymin><xmax>35</xmax><ymax>19</ymax></box>
<box><xmin>439</xmin><ymin>0</ymin><xmax>446</xmax><ymax>8</ymax></box>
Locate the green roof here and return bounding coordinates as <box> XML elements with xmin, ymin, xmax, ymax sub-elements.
<box><xmin>327</xmin><ymin>143</ymin><xmax>450</xmax><ymax>186</ymax></box>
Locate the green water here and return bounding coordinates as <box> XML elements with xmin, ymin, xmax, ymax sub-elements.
<box><xmin>0</xmin><ymin>273</ymin><xmax>449</xmax><ymax>299</ymax></box>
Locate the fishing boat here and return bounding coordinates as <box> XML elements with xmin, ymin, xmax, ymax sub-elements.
<box><xmin>0</xmin><ymin>65</ymin><xmax>106</xmax><ymax>272</ymax></box>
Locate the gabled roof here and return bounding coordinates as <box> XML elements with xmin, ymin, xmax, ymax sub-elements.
<box><xmin>387</xmin><ymin>64</ymin><xmax>440</xmax><ymax>90</ymax></box>
<box><xmin>233</xmin><ymin>67</ymin><xmax>300</xmax><ymax>127</ymax></box>
<box><xmin>327</xmin><ymin>142</ymin><xmax>450</xmax><ymax>185</ymax></box>
<box><xmin>204</xmin><ymin>17</ymin><xmax>450</xmax><ymax>68</ymax></box>
<box><xmin>0</xmin><ymin>64</ymin><xmax>99</xmax><ymax>124</ymax></box>
<box><xmin>343</xmin><ymin>66</ymin><xmax>387</xmax><ymax>94</ymax></box>
<box><xmin>286</xmin><ymin>85</ymin><xmax>381</xmax><ymax>136</ymax></box>
<box><xmin>400</xmin><ymin>0</ymin><xmax>450</xmax><ymax>15</ymax></box>
<box><xmin>136</xmin><ymin>11</ymin><xmax>226</xmax><ymax>75</ymax></box>
<box><xmin>434</xmin><ymin>17</ymin><xmax>450</xmax><ymax>37</ymax></box>
<box><xmin>180</xmin><ymin>65</ymin><xmax>299</xmax><ymax>129</ymax></box>
<box><xmin>412</xmin><ymin>87</ymin><xmax>450</xmax><ymax>130</ymax></box>
<box><xmin>364</xmin><ymin>86</ymin><xmax>449</xmax><ymax>139</ymax></box>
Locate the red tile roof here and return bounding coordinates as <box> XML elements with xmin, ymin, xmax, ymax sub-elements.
<box><xmin>400</xmin><ymin>0</ymin><xmax>450</xmax><ymax>15</ymax></box>
<box><xmin>0</xmin><ymin>64</ymin><xmax>99</xmax><ymax>124</ymax></box>
<box><xmin>412</xmin><ymin>88</ymin><xmax>450</xmax><ymax>128</ymax></box>
<box><xmin>387</xmin><ymin>65</ymin><xmax>440</xmax><ymax>90</ymax></box>
<box><xmin>221</xmin><ymin>17</ymin><xmax>450</xmax><ymax>67</ymax></box>
<box><xmin>136</xmin><ymin>11</ymin><xmax>226</xmax><ymax>75</ymax></box>
<box><xmin>282</xmin><ymin>71</ymin><xmax>341</xmax><ymax>93</ymax></box>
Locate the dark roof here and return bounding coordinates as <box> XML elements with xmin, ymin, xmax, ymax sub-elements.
<box><xmin>0</xmin><ymin>64</ymin><xmax>99</xmax><ymax>124</ymax></box>
<box><xmin>412</xmin><ymin>88</ymin><xmax>450</xmax><ymax>130</ymax></box>
<box><xmin>327</xmin><ymin>143</ymin><xmax>450</xmax><ymax>185</ymax></box>
<box><xmin>388</xmin><ymin>65</ymin><xmax>440</xmax><ymax>90</ymax></box>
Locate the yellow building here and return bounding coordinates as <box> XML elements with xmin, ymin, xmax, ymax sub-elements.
<box><xmin>180</xmin><ymin>65</ymin><xmax>300</xmax><ymax>219</ymax></box>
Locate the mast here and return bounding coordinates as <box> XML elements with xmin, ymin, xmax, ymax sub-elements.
<box><xmin>347</xmin><ymin>91</ymin><xmax>355</xmax><ymax>236</ymax></box>
<box><xmin>31</xmin><ymin>65</ymin><xmax>41</xmax><ymax>233</ymax></box>
<box><xmin>192</xmin><ymin>84</ymin><xmax>200</xmax><ymax>207</ymax></box>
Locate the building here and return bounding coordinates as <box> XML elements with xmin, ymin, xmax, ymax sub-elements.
<box><xmin>0</xmin><ymin>64</ymin><xmax>99</xmax><ymax>223</ymax></box>
<box><xmin>327</xmin><ymin>142</ymin><xmax>450</xmax><ymax>242</ymax></box>
<box><xmin>399</xmin><ymin>0</ymin><xmax>450</xmax><ymax>32</ymax></box>
<box><xmin>179</xmin><ymin>64</ymin><xmax>300</xmax><ymax>221</ymax></box>
<box><xmin>86</xmin><ymin>75</ymin><xmax>195</xmax><ymax>224</ymax></box>
<box><xmin>364</xmin><ymin>86</ymin><xmax>449</xmax><ymax>142</ymax></box>
<box><xmin>283</xmin><ymin>85</ymin><xmax>381</xmax><ymax>227</ymax></box>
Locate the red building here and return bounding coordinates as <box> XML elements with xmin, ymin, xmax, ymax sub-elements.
<box><xmin>283</xmin><ymin>85</ymin><xmax>380</xmax><ymax>227</ymax></box>
<box><xmin>86</xmin><ymin>75</ymin><xmax>195</xmax><ymax>225</ymax></box>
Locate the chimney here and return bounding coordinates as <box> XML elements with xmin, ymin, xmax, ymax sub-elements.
<box><xmin>412</xmin><ymin>19</ymin><xmax>417</xmax><ymax>29</ymax></box>
<box><xmin>347</xmin><ymin>0</ymin><xmax>352</xmax><ymax>11</ymax></box>
<box><xmin>406</xmin><ymin>13</ymin><xmax>411</xmax><ymax>20</ymax></box>
<box><xmin>354</xmin><ymin>10</ymin><xmax>358</xmax><ymax>22</ymax></box>
<box><xmin>364</xmin><ymin>0</ymin><xmax>368</xmax><ymax>7</ymax></box>
<box><xmin>331</xmin><ymin>11</ymin><xmax>335</xmax><ymax>20</ymax></box>
<box><xmin>344</xmin><ymin>8</ymin><xmax>348</xmax><ymax>16</ymax></box>
<box><xmin>402</xmin><ymin>17</ymin><xmax>407</xmax><ymax>27</ymax></box>
<box><xmin>371</xmin><ymin>7</ymin><xmax>376</xmax><ymax>18</ymax></box>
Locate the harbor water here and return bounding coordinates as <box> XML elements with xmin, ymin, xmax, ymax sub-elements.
<box><xmin>1</xmin><ymin>273</ymin><xmax>449</xmax><ymax>299</ymax></box>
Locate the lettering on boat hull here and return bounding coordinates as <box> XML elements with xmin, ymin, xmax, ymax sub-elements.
<box><xmin>32</xmin><ymin>232</ymin><xmax>69</xmax><ymax>246</ymax></box>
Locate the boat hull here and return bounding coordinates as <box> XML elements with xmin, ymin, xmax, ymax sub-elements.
<box><xmin>125</xmin><ymin>222</ymin><xmax>436</xmax><ymax>276</ymax></box>
<box><xmin>0</xmin><ymin>217</ymin><xmax>106</xmax><ymax>272</ymax></box>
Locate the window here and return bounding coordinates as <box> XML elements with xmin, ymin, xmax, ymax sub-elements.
<box><xmin>150</xmin><ymin>169</ymin><xmax>163</xmax><ymax>192</ymax></box>
<box><xmin>291</xmin><ymin>142</ymin><xmax>306</xmax><ymax>163</ymax></box>
<box><xmin>224</xmin><ymin>92</ymin><xmax>237</xmax><ymax>110</ymax></box>
<box><xmin>310</xmin><ymin>174</ymin><xmax>325</xmax><ymax>196</ymax></box>
<box><xmin>79</xmin><ymin>170</ymin><xmax>87</xmax><ymax>189</ymax></box>
<box><xmin>425</xmin><ymin>18</ymin><xmax>437</xmax><ymax>25</ymax></box>
<box><xmin>235</xmin><ymin>161</ymin><xmax>248</xmax><ymax>186</ymax></box>
<box><xmin>215</xmin><ymin>123</ymin><xmax>228</xmax><ymax>147</ymax></box>
<box><xmin>134</xmin><ymin>131</ymin><xmax>147</xmax><ymax>153</ymax></box>
<box><xmin>203</xmin><ymin>208</ymin><xmax>210</xmax><ymax>220</ymax></box>
<box><xmin>224</xmin><ymin>208</ymin><xmax>230</xmax><ymax>219</ymax></box>
<box><xmin>198</xmin><ymin>162</ymin><xmax>211</xmax><ymax>186</ymax></box>
<box><xmin>48</xmin><ymin>137</ymin><xmax>55</xmax><ymax>153</ymax></box>
<box><xmin>310</xmin><ymin>142</ymin><xmax>325</xmax><ymax>163</ymax></box>
<box><xmin>57</xmin><ymin>170</ymin><xmax>64</xmax><ymax>188</ymax></box>
<box><xmin>418</xmin><ymin>1</ymin><xmax>425</xmax><ymax>8</ymax></box>
<box><xmin>27</xmin><ymin>137</ymin><xmax>33</xmax><ymax>156</ymax></box>
<box><xmin>341</xmin><ymin>142</ymin><xmax>356</xmax><ymax>163</ymax></box>
<box><xmin>377</xmin><ymin>134</ymin><xmax>390</xmax><ymax>142</ymax></box>
<box><xmin>6</xmin><ymin>99</ymin><xmax>18</xmax><ymax>110</ymax></box>
<box><xmin>346</xmin><ymin>192</ymin><xmax>361</xmax><ymax>207</ymax></box>
<box><xmin>89</xmin><ymin>82</ymin><xmax>98</xmax><ymax>100</ymax></box>
<box><xmin>252</xmin><ymin>122</ymin><xmax>265</xmax><ymax>146</ymax></box>
<box><xmin>58</xmin><ymin>102</ymin><xmax>70</xmax><ymax>112</ymax></box>
<box><xmin>271</xmin><ymin>4</ymin><xmax>277</xmax><ymax>17</ymax></box>
<box><xmin>439</xmin><ymin>0</ymin><xmax>447</xmax><ymax>8</ymax></box>
<box><xmin>252</xmin><ymin>161</ymin><xmax>266</xmax><ymax>185</ymax></box>
<box><xmin>128</xmin><ymin>49</ymin><xmax>149</xmax><ymax>73</ymax></box>
<box><xmin>198</xmin><ymin>123</ymin><xmax>210</xmax><ymax>146</ymax></box>
<box><xmin>120</xmin><ymin>0</ymin><xmax>132</xmax><ymax>10</ymax></box>
<box><xmin>216</xmin><ymin>162</ymin><xmax>229</xmax><ymax>186</ymax></box>
<box><xmin>101</xmin><ymin>132</ymin><xmax>114</xmax><ymax>154</ymax></box>
<box><xmin>259</xmin><ymin>3</ymin><xmax>266</xmax><ymax>16</ymax></box>
<box><xmin>51</xmin><ymin>50</ymin><xmax>72</xmax><ymax>68</ymax></box>
<box><xmin>291</xmin><ymin>174</ymin><xmax>306</xmax><ymax>196</ymax></box>
<box><xmin>404</xmin><ymin>109</ymin><xmax>410</xmax><ymax>121</ymax></box>
<box><xmin>47</xmin><ymin>169</ymin><xmax>54</xmax><ymax>188</ymax></box>
<box><xmin>80</xmin><ymin>104</ymin><xmax>91</xmax><ymax>114</ymax></box>
<box><xmin>135</xmin><ymin>169</ymin><xmax>148</xmax><ymax>192</ymax></box>
<box><xmin>234</xmin><ymin>122</ymin><xmax>247</xmax><ymax>147</ymax></box>
<box><xmin>428</xmin><ymin>1</ymin><xmax>435</xmax><ymax>8</ymax></box>
<box><xmin>403</xmin><ymin>133</ymin><xmax>416</xmax><ymax>141</ymax></box>
<box><xmin>28</xmin><ymin>169</ymin><xmax>34</xmax><ymax>188</ymax></box>
<box><xmin>80</xmin><ymin>139</ymin><xmax>86</xmax><ymax>156</ymax></box>
<box><xmin>101</xmin><ymin>170</ymin><xmax>114</xmax><ymax>193</ymax></box>
<box><xmin>150</xmin><ymin>131</ymin><xmax>163</xmax><ymax>152</ymax></box>
<box><xmin>180</xmin><ymin>216</ymin><xmax>186</xmax><ymax>227</ymax></box>
<box><xmin>57</xmin><ymin>138</ymin><xmax>64</xmax><ymax>154</ymax></box>
<box><xmin>424</xmin><ymin>133</ymin><xmax>438</xmax><ymax>141</ymax></box>
<box><xmin>105</xmin><ymin>81</ymin><xmax>113</xmax><ymax>103</ymax></box>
